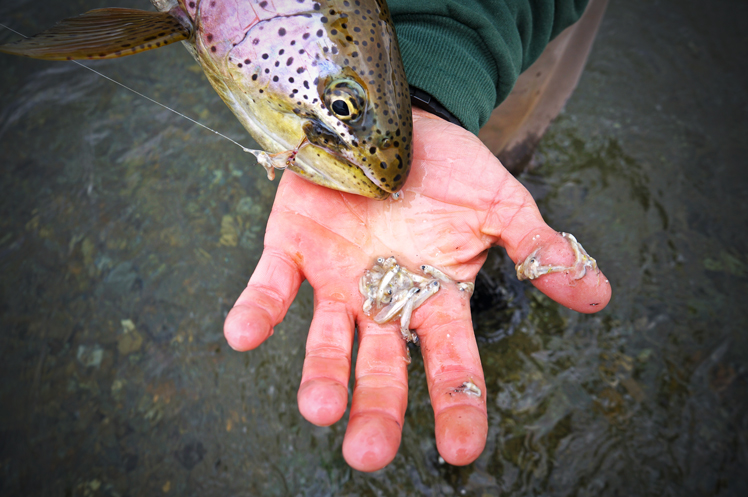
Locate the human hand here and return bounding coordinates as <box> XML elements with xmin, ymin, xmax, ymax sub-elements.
<box><xmin>224</xmin><ymin>108</ymin><xmax>611</xmax><ymax>472</ymax></box>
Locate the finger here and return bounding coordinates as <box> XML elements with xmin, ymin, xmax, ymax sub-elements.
<box><xmin>223</xmin><ymin>248</ymin><xmax>303</xmax><ymax>351</ymax></box>
<box><xmin>298</xmin><ymin>295</ymin><xmax>355</xmax><ymax>427</ymax></box>
<box><xmin>515</xmin><ymin>228</ymin><xmax>611</xmax><ymax>313</ymax></box>
<box><xmin>342</xmin><ymin>320</ymin><xmax>410</xmax><ymax>472</ymax></box>
<box><xmin>411</xmin><ymin>289</ymin><xmax>488</xmax><ymax>466</ymax></box>
<box><xmin>482</xmin><ymin>182</ymin><xmax>612</xmax><ymax>313</ymax></box>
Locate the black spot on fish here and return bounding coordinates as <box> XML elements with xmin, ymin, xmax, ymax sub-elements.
<box><xmin>207</xmin><ymin>34</ymin><xmax>213</xmax><ymax>42</ymax></box>
<box><xmin>287</xmin><ymin>57</ymin><xmax>294</xmax><ymax>66</ymax></box>
<box><xmin>278</xmin><ymin>28</ymin><xmax>286</xmax><ymax>36</ymax></box>
<box><xmin>260</xmin><ymin>1</ymin><xmax>268</xmax><ymax>7</ymax></box>
<box><xmin>262</xmin><ymin>53</ymin><xmax>269</xmax><ymax>59</ymax></box>
<box><xmin>244</xmin><ymin>59</ymin><xmax>250</xmax><ymax>64</ymax></box>
<box><xmin>316</xmin><ymin>29</ymin><xmax>323</xmax><ymax>37</ymax></box>
<box><xmin>211</xmin><ymin>46</ymin><xmax>217</xmax><ymax>52</ymax></box>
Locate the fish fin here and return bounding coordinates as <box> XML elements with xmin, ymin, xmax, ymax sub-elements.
<box><xmin>0</xmin><ymin>8</ymin><xmax>192</xmax><ymax>61</ymax></box>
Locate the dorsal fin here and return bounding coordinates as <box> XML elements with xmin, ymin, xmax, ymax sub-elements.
<box><xmin>0</xmin><ymin>8</ymin><xmax>192</xmax><ymax>61</ymax></box>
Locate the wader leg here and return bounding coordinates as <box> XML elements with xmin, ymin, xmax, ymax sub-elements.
<box><xmin>478</xmin><ymin>0</ymin><xmax>608</xmax><ymax>173</ymax></box>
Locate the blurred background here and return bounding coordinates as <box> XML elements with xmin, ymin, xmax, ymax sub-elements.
<box><xmin>0</xmin><ymin>0</ymin><xmax>746</xmax><ymax>495</ymax></box>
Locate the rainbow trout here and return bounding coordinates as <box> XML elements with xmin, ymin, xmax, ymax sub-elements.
<box><xmin>0</xmin><ymin>0</ymin><xmax>412</xmax><ymax>199</ymax></box>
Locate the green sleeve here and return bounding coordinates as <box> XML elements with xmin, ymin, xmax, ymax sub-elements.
<box><xmin>389</xmin><ymin>0</ymin><xmax>589</xmax><ymax>134</ymax></box>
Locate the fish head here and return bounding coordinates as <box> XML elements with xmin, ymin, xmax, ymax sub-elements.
<box><xmin>0</xmin><ymin>0</ymin><xmax>412</xmax><ymax>198</ymax></box>
<box><xmin>193</xmin><ymin>0</ymin><xmax>413</xmax><ymax>199</ymax></box>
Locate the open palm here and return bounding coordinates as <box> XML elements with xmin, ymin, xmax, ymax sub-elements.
<box><xmin>224</xmin><ymin>109</ymin><xmax>611</xmax><ymax>472</ymax></box>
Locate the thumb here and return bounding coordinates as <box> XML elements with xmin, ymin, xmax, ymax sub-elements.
<box><xmin>482</xmin><ymin>177</ymin><xmax>612</xmax><ymax>313</ymax></box>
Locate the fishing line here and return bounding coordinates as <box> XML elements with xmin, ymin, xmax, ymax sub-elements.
<box><xmin>0</xmin><ymin>22</ymin><xmax>257</xmax><ymax>155</ymax></box>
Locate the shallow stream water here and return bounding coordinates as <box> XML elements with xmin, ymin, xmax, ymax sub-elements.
<box><xmin>1</xmin><ymin>0</ymin><xmax>746</xmax><ymax>495</ymax></box>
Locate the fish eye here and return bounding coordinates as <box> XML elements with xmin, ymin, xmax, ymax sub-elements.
<box><xmin>324</xmin><ymin>79</ymin><xmax>366</xmax><ymax>122</ymax></box>
<box><xmin>331</xmin><ymin>100</ymin><xmax>350</xmax><ymax>116</ymax></box>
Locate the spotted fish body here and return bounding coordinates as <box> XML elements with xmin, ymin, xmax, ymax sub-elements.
<box><xmin>0</xmin><ymin>0</ymin><xmax>413</xmax><ymax>198</ymax></box>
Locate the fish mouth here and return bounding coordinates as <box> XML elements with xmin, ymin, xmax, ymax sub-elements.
<box><xmin>289</xmin><ymin>142</ymin><xmax>390</xmax><ymax>200</ymax></box>
<box><xmin>283</xmin><ymin>119</ymin><xmax>391</xmax><ymax>199</ymax></box>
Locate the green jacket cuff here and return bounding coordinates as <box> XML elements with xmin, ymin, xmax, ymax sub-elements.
<box><xmin>390</xmin><ymin>0</ymin><xmax>590</xmax><ymax>135</ymax></box>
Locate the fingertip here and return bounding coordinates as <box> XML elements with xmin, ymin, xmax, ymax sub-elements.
<box><xmin>572</xmin><ymin>270</ymin><xmax>612</xmax><ymax>313</ymax></box>
<box><xmin>530</xmin><ymin>267</ymin><xmax>613</xmax><ymax>314</ymax></box>
<box><xmin>224</xmin><ymin>249</ymin><xmax>302</xmax><ymax>351</ymax></box>
<box><xmin>298</xmin><ymin>378</ymin><xmax>348</xmax><ymax>427</ymax></box>
<box><xmin>435</xmin><ymin>406</ymin><xmax>487</xmax><ymax>466</ymax></box>
<box><xmin>223</xmin><ymin>304</ymin><xmax>273</xmax><ymax>351</ymax></box>
<box><xmin>511</xmin><ymin>230</ymin><xmax>613</xmax><ymax>314</ymax></box>
<box><xmin>342</xmin><ymin>414</ymin><xmax>401</xmax><ymax>472</ymax></box>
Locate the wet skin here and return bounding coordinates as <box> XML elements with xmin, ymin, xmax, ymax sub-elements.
<box><xmin>223</xmin><ymin>108</ymin><xmax>612</xmax><ymax>472</ymax></box>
